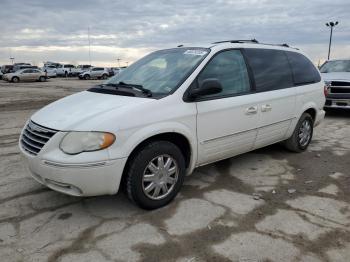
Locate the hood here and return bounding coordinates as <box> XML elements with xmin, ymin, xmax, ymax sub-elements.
<box><xmin>321</xmin><ymin>72</ymin><xmax>350</xmax><ymax>82</ymax></box>
<box><xmin>31</xmin><ymin>91</ymin><xmax>151</xmax><ymax>131</ymax></box>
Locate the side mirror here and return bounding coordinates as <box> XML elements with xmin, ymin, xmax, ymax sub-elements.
<box><xmin>189</xmin><ymin>78</ymin><xmax>222</xmax><ymax>99</ymax></box>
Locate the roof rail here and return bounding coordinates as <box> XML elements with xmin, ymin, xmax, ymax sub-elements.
<box><xmin>212</xmin><ymin>39</ymin><xmax>259</xmax><ymax>44</ymax></box>
<box><xmin>212</xmin><ymin>39</ymin><xmax>297</xmax><ymax>49</ymax></box>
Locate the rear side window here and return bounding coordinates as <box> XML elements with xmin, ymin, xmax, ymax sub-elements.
<box><xmin>244</xmin><ymin>48</ymin><xmax>293</xmax><ymax>92</ymax></box>
<box><xmin>285</xmin><ymin>51</ymin><xmax>321</xmax><ymax>85</ymax></box>
<box><xmin>197</xmin><ymin>50</ymin><xmax>251</xmax><ymax>98</ymax></box>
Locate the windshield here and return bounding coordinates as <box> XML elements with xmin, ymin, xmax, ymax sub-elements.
<box><xmin>105</xmin><ymin>48</ymin><xmax>210</xmax><ymax>95</ymax></box>
<box><xmin>320</xmin><ymin>60</ymin><xmax>350</xmax><ymax>73</ymax></box>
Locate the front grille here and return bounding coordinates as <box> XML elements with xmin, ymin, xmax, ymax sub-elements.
<box><xmin>20</xmin><ymin>121</ymin><xmax>58</xmax><ymax>156</ymax></box>
<box><xmin>330</xmin><ymin>81</ymin><xmax>350</xmax><ymax>94</ymax></box>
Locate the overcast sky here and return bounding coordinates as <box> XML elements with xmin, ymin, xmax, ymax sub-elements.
<box><xmin>0</xmin><ymin>0</ymin><xmax>349</xmax><ymax>66</ymax></box>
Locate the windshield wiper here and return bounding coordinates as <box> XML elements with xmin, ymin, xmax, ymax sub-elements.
<box><xmin>116</xmin><ymin>81</ymin><xmax>153</xmax><ymax>97</ymax></box>
<box><xmin>95</xmin><ymin>83</ymin><xmax>120</xmax><ymax>88</ymax></box>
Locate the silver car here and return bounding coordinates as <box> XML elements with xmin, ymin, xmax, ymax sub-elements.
<box><xmin>3</xmin><ymin>69</ymin><xmax>47</xmax><ymax>83</ymax></box>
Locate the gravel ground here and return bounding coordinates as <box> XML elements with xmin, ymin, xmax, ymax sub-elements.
<box><xmin>0</xmin><ymin>78</ymin><xmax>349</xmax><ymax>262</ymax></box>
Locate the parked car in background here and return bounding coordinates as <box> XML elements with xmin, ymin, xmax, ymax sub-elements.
<box><xmin>76</xmin><ymin>65</ymin><xmax>92</xmax><ymax>74</ymax></box>
<box><xmin>43</xmin><ymin>65</ymin><xmax>57</xmax><ymax>78</ymax></box>
<box><xmin>56</xmin><ymin>64</ymin><xmax>79</xmax><ymax>77</ymax></box>
<box><xmin>0</xmin><ymin>71</ymin><xmax>3</xmax><ymax>80</ymax></box>
<box><xmin>13</xmin><ymin>64</ymin><xmax>37</xmax><ymax>72</ymax></box>
<box><xmin>78</xmin><ymin>67</ymin><xmax>109</xmax><ymax>80</ymax></box>
<box><xmin>19</xmin><ymin>40</ymin><xmax>325</xmax><ymax>209</ymax></box>
<box><xmin>107</xmin><ymin>68</ymin><xmax>115</xmax><ymax>77</ymax></box>
<box><xmin>43</xmin><ymin>62</ymin><xmax>61</xmax><ymax>68</ymax></box>
<box><xmin>3</xmin><ymin>68</ymin><xmax>47</xmax><ymax>83</ymax></box>
<box><xmin>321</xmin><ymin>59</ymin><xmax>350</xmax><ymax>110</ymax></box>
<box><xmin>1</xmin><ymin>65</ymin><xmax>14</xmax><ymax>74</ymax></box>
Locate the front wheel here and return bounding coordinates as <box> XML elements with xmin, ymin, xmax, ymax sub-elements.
<box><xmin>284</xmin><ymin>113</ymin><xmax>313</xmax><ymax>152</ymax></box>
<box><xmin>84</xmin><ymin>74</ymin><xmax>90</xmax><ymax>80</ymax></box>
<box><xmin>12</xmin><ymin>77</ymin><xmax>19</xmax><ymax>83</ymax></box>
<box><xmin>125</xmin><ymin>141</ymin><xmax>186</xmax><ymax>209</ymax></box>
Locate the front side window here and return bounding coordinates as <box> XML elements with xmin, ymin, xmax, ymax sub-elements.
<box><xmin>244</xmin><ymin>48</ymin><xmax>293</xmax><ymax>92</ymax></box>
<box><xmin>320</xmin><ymin>60</ymin><xmax>350</xmax><ymax>73</ymax></box>
<box><xmin>105</xmin><ymin>48</ymin><xmax>210</xmax><ymax>95</ymax></box>
<box><xmin>197</xmin><ymin>50</ymin><xmax>251</xmax><ymax>98</ymax></box>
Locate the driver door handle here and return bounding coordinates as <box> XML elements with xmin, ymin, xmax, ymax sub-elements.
<box><xmin>245</xmin><ymin>106</ymin><xmax>258</xmax><ymax>115</ymax></box>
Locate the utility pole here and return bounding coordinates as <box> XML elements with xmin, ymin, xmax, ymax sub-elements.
<box><xmin>117</xmin><ymin>58</ymin><xmax>121</xmax><ymax>68</ymax></box>
<box><xmin>88</xmin><ymin>26</ymin><xmax>91</xmax><ymax>66</ymax></box>
<box><xmin>326</xmin><ymin>21</ymin><xmax>339</xmax><ymax>60</ymax></box>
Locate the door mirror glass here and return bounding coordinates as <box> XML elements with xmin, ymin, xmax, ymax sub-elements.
<box><xmin>190</xmin><ymin>78</ymin><xmax>222</xmax><ymax>99</ymax></box>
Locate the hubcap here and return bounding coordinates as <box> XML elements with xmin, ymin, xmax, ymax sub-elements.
<box><xmin>298</xmin><ymin>119</ymin><xmax>312</xmax><ymax>147</ymax></box>
<box><xmin>142</xmin><ymin>154</ymin><xmax>179</xmax><ymax>200</ymax></box>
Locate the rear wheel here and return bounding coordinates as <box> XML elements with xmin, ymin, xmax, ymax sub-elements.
<box><xmin>12</xmin><ymin>77</ymin><xmax>19</xmax><ymax>83</ymax></box>
<box><xmin>284</xmin><ymin>113</ymin><xmax>313</xmax><ymax>152</ymax></box>
<box><xmin>125</xmin><ymin>141</ymin><xmax>186</xmax><ymax>209</ymax></box>
<box><xmin>101</xmin><ymin>74</ymin><xmax>108</xmax><ymax>80</ymax></box>
<box><xmin>39</xmin><ymin>76</ymin><xmax>46</xmax><ymax>82</ymax></box>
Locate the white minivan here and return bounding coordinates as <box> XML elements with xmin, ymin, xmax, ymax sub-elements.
<box><xmin>19</xmin><ymin>40</ymin><xmax>325</xmax><ymax>209</ymax></box>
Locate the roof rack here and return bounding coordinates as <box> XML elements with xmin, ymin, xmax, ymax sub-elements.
<box><xmin>212</xmin><ymin>39</ymin><xmax>297</xmax><ymax>49</ymax></box>
<box><xmin>212</xmin><ymin>39</ymin><xmax>259</xmax><ymax>44</ymax></box>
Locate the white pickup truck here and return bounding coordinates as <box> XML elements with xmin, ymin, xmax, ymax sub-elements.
<box><xmin>56</xmin><ymin>64</ymin><xmax>80</xmax><ymax>77</ymax></box>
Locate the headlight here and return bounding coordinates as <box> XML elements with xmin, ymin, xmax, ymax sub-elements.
<box><xmin>60</xmin><ymin>131</ymin><xmax>115</xmax><ymax>155</ymax></box>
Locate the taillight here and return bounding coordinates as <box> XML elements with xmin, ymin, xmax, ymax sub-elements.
<box><xmin>324</xmin><ymin>82</ymin><xmax>331</xmax><ymax>96</ymax></box>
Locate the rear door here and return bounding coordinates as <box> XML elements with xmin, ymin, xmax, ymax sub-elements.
<box><xmin>195</xmin><ymin>49</ymin><xmax>260</xmax><ymax>165</ymax></box>
<box><xmin>20</xmin><ymin>69</ymin><xmax>32</xmax><ymax>81</ymax></box>
<box><xmin>243</xmin><ymin>48</ymin><xmax>296</xmax><ymax>149</ymax></box>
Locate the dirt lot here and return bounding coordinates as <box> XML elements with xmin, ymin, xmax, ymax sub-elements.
<box><xmin>0</xmin><ymin>78</ymin><xmax>349</xmax><ymax>262</ymax></box>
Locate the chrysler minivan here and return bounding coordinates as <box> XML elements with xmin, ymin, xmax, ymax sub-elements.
<box><xmin>19</xmin><ymin>40</ymin><xmax>325</xmax><ymax>209</ymax></box>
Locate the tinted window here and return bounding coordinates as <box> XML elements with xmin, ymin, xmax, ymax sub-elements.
<box><xmin>197</xmin><ymin>50</ymin><xmax>250</xmax><ymax>98</ymax></box>
<box><xmin>22</xmin><ymin>69</ymin><xmax>31</xmax><ymax>73</ymax></box>
<box><xmin>244</xmin><ymin>48</ymin><xmax>293</xmax><ymax>92</ymax></box>
<box><xmin>286</xmin><ymin>51</ymin><xmax>321</xmax><ymax>84</ymax></box>
<box><xmin>93</xmin><ymin>68</ymin><xmax>103</xmax><ymax>71</ymax></box>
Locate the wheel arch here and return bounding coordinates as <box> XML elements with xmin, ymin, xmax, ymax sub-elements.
<box><xmin>120</xmin><ymin>126</ymin><xmax>197</xmax><ymax>186</ymax></box>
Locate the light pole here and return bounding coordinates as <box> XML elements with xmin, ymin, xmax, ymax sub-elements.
<box><xmin>117</xmin><ymin>58</ymin><xmax>121</xmax><ymax>68</ymax></box>
<box><xmin>326</xmin><ymin>21</ymin><xmax>339</xmax><ymax>60</ymax></box>
<box><xmin>10</xmin><ymin>57</ymin><xmax>14</xmax><ymax>64</ymax></box>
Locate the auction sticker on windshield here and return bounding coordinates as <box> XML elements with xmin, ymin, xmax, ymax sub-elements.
<box><xmin>184</xmin><ymin>50</ymin><xmax>208</xmax><ymax>56</ymax></box>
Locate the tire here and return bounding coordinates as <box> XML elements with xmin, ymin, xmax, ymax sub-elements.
<box><xmin>125</xmin><ymin>141</ymin><xmax>186</xmax><ymax>210</ymax></box>
<box><xmin>84</xmin><ymin>74</ymin><xmax>90</xmax><ymax>80</ymax></box>
<box><xmin>101</xmin><ymin>74</ymin><xmax>108</xmax><ymax>80</ymax></box>
<box><xmin>284</xmin><ymin>113</ymin><xmax>313</xmax><ymax>152</ymax></box>
<box><xmin>12</xmin><ymin>77</ymin><xmax>19</xmax><ymax>83</ymax></box>
<box><xmin>39</xmin><ymin>76</ymin><xmax>46</xmax><ymax>82</ymax></box>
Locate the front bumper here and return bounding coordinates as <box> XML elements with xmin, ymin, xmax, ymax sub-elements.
<box><xmin>325</xmin><ymin>98</ymin><xmax>350</xmax><ymax>109</ymax></box>
<box><xmin>22</xmin><ymin>154</ymin><xmax>127</xmax><ymax>196</ymax></box>
<box><xmin>19</xmin><ymin>128</ymin><xmax>128</xmax><ymax>197</ymax></box>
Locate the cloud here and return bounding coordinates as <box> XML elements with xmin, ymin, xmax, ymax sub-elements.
<box><xmin>0</xmin><ymin>0</ymin><xmax>349</xmax><ymax>65</ymax></box>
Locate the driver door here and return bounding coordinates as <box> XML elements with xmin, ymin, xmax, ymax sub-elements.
<box><xmin>195</xmin><ymin>50</ymin><xmax>260</xmax><ymax>165</ymax></box>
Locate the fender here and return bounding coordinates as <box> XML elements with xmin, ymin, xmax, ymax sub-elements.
<box><xmin>108</xmin><ymin>121</ymin><xmax>198</xmax><ymax>175</ymax></box>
